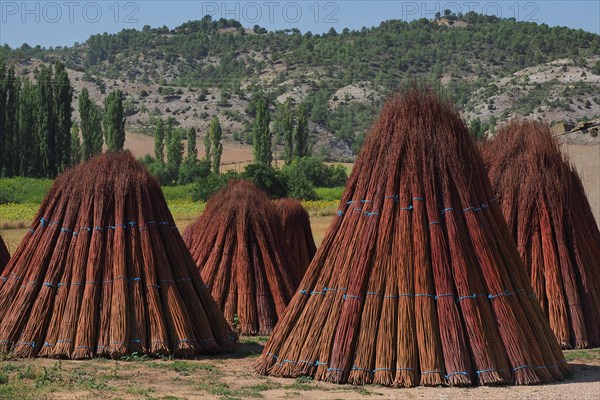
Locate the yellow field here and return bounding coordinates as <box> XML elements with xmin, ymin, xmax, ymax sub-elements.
<box><xmin>0</xmin><ymin>207</ymin><xmax>337</xmax><ymax>255</ymax></box>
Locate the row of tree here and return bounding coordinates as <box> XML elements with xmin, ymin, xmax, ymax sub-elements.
<box><xmin>253</xmin><ymin>96</ymin><xmax>310</xmax><ymax>166</ymax></box>
<box><xmin>145</xmin><ymin>116</ymin><xmax>219</xmax><ymax>186</ymax></box>
<box><xmin>0</xmin><ymin>59</ymin><xmax>126</xmax><ymax>178</ymax></box>
<box><xmin>0</xmin><ymin>61</ymin><xmax>72</xmax><ymax>178</ymax></box>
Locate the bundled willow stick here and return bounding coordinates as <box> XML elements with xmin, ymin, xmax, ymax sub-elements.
<box><xmin>275</xmin><ymin>199</ymin><xmax>316</xmax><ymax>277</ymax></box>
<box><xmin>483</xmin><ymin>120</ymin><xmax>600</xmax><ymax>349</ymax></box>
<box><xmin>254</xmin><ymin>86</ymin><xmax>568</xmax><ymax>388</ymax></box>
<box><xmin>0</xmin><ymin>152</ymin><xmax>236</xmax><ymax>359</ymax></box>
<box><xmin>184</xmin><ymin>181</ymin><xmax>301</xmax><ymax>336</ymax></box>
<box><xmin>0</xmin><ymin>236</ymin><xmax>9</xmax><ymax>273</ymax></box>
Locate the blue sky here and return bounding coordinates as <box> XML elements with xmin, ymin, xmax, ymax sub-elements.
<box><xmin>1</xmin><ymin>1</ymin><xmax>598</xmax><ymax>48</ymax></box>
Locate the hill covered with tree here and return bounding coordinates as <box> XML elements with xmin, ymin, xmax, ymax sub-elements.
<box><xmin>1</xmin><ymin>12</ymin><xmax>599</xmax><ymax>158</ymax></box>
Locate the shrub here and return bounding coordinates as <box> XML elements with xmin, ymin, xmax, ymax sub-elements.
<box><xmin>282</xmin><ymin>157</ymin><xmax>347</xmax><ymax>188</ymax></box>
<box><xmin>192</xmin><ymin>171</ymin><xmax>239</xmax><ymax>201</ymax></box>
<box><xmin>242</xmin><ymin>163</ymin><xmax>288</xmax><ymax>199</ymax></box>
<box><xmin>0</xmin><ymin>177</ymin><xmax>54</xmax><ymax>204</ymax></box>
<box><xmin>285</xmin><ymin>167</ymin><xmax>316</xmax><ymax>200</ymax></box>
<box><xmin>144</xmin><ymin>159</ymin><xmax>179</xmax><ymax>186</ymax></box>
<box><xmin>178</xmin><ymin>158</ymin><xmax>211</xmax><ymax>185</ymax></box>
<box><xmin>315</xmin><ymin>187</ymin><xmax>344</xmax><ymax>201</ymax></box>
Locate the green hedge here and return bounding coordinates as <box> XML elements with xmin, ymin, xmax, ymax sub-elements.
<box><xmin>0</xmin><ymin>178</ymin><xmax>53</xmax><ymax>204</ymax></box>
<box><xmin>315</xmin><ymin>187</ymin><xmax>344</xmax><ymax>201</ymax></box>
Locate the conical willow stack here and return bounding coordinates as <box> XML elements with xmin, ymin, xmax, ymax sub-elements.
<box><xmin>254</xmin><ymin>87</ymin><xmax>568</xmax><ymax>387</ymax></box>
<box><xmin>275</xmin><ymin>198</ymin><xmax>317</xmax><ymax>277</ymax></box>
<box><xmin>483</xmin><ymin>120</ymin><xmax>600</xmax><ymax>349</ymax></box>
<box><xmin>184</xmin><ymin>180</ymin><xmax>301</xmax><ymax>336</ymax></box>
<box><xmin>0</xmin><ymin>152</ymin><xmax>236</xmax><ymax>359</ymax></box>
<box><xmin>0</xmin><ymin>236</ymin><xmax>9</xmax><ymax>273</ymax></box>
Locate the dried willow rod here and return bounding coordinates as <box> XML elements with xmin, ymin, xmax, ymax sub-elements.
<box><xmin>482</xmin><ymin>120</ymin><xmax>600</xmax><ymax>349</ymax></box>
<box><xmin>254</xmin><ymin>86</ymin><xmax>568</xmax><ymax>387</ymax></box>
<box><xmin>184</xmin><ymin>181</ymin><xmax>301</xmax><ymax>336</ymax></box>
<box><xmin>0</xmin><ymin>152</ymin><xmax>236</xmax><ymax>359</ymax></box>
<box><xmin>275</xmin><ymin>198</ymin><xmax>316</xmax><ymax>277</ymax></box>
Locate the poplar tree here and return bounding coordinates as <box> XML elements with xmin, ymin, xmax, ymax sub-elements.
<box><xmin>53</xmin><ymin>61</ymin><xmax>73</xmax><ymax>172</ymax></box>
<box><xmin>252</xmin><ymin>97</ymin><xmax>272</xmax><ymax>165</ymax></box>
<box><xmin>294</xmin><ymin>104</ymin><xmax>309</xmax><ymax>158</ymax></box>
<box><xmin>0</xmin><ymin>60</ymin><xmax>5</xmax><ymax>175</ymax></box>
<box><xmin>187</xmin><ymin>127</ymin><xmax>197</xmax><ymax>160</ymax></box>
<box><xmin>17</xmin><ymin>79</ymin><xmax>37</xmax><ymax>176</ymax></box>
<box><xmin>204</xmin><ymin>127</ymin><xmax>212</xmax><ymax>162</ymax></box>
<box><xmin>103</xmin><ymin>89</ymin><xmax>126</xmax><ymax>151</ymax></box>
<box><xmin>4</xmin><ymin>65</ymin><xmax>20</xmax><ymax>176</ymax></box>
<box><xmin>36</xmin><ymin>64</ymin><xmax>55</xmax><ymax>177</ymax></box>
<box><xmin>70</xmin><ymin>122</ymin><xmax>82</xmax><ymax>165</ymax></box>
<box><xmin>166</xmin><ymin>117</ymin><xmax>183</xmax><ymax>169</ymax></box>
<box><xmin>79</xmin><ymin>88</ymin><xmax>103</xmax><ymax>160</ymax></box>
<box><xmin>154</xmin><ymin>118</ymin><xmax>165</xmax><ymax>162</ymax></box>
<box><xmin>282</xmin><ymin>100</ymin><xmax>294</xmax><ymax>164</ymax></box>
<box><xmin>209</xmin><ymin>117</ymin><xmax>223</xmax><ymax>174</ymax></box>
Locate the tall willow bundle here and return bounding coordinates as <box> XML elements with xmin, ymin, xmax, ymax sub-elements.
<box><xmin>483</xmin><ymin>120</ymin><xmax>600</xmax><ymax>349</ymax></box>
<box><xmin>0</xmin><ymin>236</ymin><xmax>9</xmax><ymax>273</ymax></box>
<box><xmin>275</xmin><ymin>199</ymin><xmax>317</xmax><ymax>276</ymax></box>
<box><xmin>254</xmin><ymin>87</ymin><xmax>568</xmax><ymax>387</ymax></box>
<box><xmin>184</xmin><ymin>180</ymin><xmax>301</xmax><ymax>336</ymax></box>
<box><xmin>0</xmin><ymin>152</ymin><xmax>236</xmax><ymax>359</ymax></box>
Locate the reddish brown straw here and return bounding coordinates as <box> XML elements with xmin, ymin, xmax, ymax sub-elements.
<box><xmin>483</xmin><ymin>120</ymin><xmax>600</xmax><ymax>349</ymax></box>
<box><xmin>275</xmin><ymin>199</ymin><xmax>316</xmax><ymax>277</ymax></box>
<box><xmin>0</xmin><ymin>236</ymin><xmax>9</xmax><ymax>273</ymax></box>
<box><xmin>254</xmin><ymin>87</ymin><xmax>568</xmax><ymax>387</ymax></box>
<box><xmin>0</xmin><ymin>152</ymin><xmax>236</xmax><ymax>359</ymax></box>
<box><xmin>184</xmin><ymin>181</ymin><xmax>301</xmax><ymax>336</ymax></box>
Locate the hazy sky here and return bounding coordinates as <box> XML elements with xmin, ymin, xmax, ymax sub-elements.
<box><xmin>1</xmin><ymin>1</ymin><xmax>599</xmax><ymax>48</ymax></box>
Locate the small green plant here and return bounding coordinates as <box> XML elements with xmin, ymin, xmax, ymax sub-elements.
<box><xmin>0</xmin><ymin>373</ymin><xmax>8</xmax><ymax>385</ymax></box>
<box><xmin>2</xmin><ymin>363</ymin><xmax>20</xmax><ymax>373</ymax></box>
<box><xmin>283</xmin><ymin>376</ymin><xmax>319</xmax><ymax>391</ymax></box>
<box><xmin>296</xmin><ymin>376</ymin><xmax>312</xmax><ymax>384</ymax></box>
<box><xmin>70</xmin><ymin>369</ymin><xmax>110</xmax><ymax>391</ymax></box>
<box><xmin>171</xmin><ymin>361</ymin><xmax>197</xmax><ymax>376</ymax></box>
<box><xmin>121</xmin><ymin>352</ymin><xmax>149</xmax><ymax>362</ymax></box>
<box><xmin>17</xmin><ymin>365</ymin><xmax>36</xmax><ymax>380</ymax></box>
<box><xmin>110</xmin><ymin>361</ymin><xmax>119</xmax><ymax>379</ymax></box>
<box><xmin>35</xmin><ymin>365</ymin><xmax>62</xmax><ymax>388</ymax></box>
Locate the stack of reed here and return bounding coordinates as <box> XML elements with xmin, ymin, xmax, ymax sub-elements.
<box><xmin>184</xmin><ymin>180</ymin><xmax>301</xmax><ymax>336</ymax></box>
<box><xmin>0</xmin><ymin>152</ymin><xmax>236</xmax><ymax>359</ymax></box>
<box><xmin>254</xmin><ymin>86</ymin><xmax>568</xmax><ymax>387</ymax></box>
<box><xmin>0</xmin><ymin>235</ymin><xmax>9</xmax><ymax>273</ymax></box>
<box><xmin>275</xmin><ymin>198</ymin><xmax>317</xmax><ymax>277</ymax></box>
<box><xmin>483</xmin><ymin>120</ymin><xmax>600</xmax><ymax>349</ymax></box>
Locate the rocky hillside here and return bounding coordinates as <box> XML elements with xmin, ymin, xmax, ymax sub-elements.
<box><xmin>3</xmin><ymin>12</ymin><xmax>599</xmax><ymax>159</ymax></box>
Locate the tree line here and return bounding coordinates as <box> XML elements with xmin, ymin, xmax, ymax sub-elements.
<box><xmin>142</xmin><ymin>116</ymin><xmax>209</xmax><ymax>185</ymax></box>
<box><xmin>0</xmin><ymin>59</ymin><xmax>126</xmax><ymax>178</ymax></box>
<box><xmin>253</xmin><ymin>95</ymin><xmax>310</xmax><ymax>166</ymax></box>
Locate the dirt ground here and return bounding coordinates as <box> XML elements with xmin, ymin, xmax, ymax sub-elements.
<box><xmin>125</xmin><ymin>133</ymin><xmax>256</xmax><ymax>173</ymax></box>
<box><xmin>0</xmin><ymin>343</ymin><xmax>598</xmax><ymax>400</ymax></box>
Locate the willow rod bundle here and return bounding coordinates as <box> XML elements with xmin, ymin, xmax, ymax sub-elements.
<box><xmin>483</xmin><ymin>120</ymin><xmax>600</xmax><ymax>349</ymax></box>
<box><xmin>0</xmin><ymin>152</ymin><xmax>236</xmax><ymax>359</ymax></box>
<box><xmin>184</xmin><ymin>181</ymin><xmax>301</xmax><ymax>336</ymax></box>
<box><xmin>0</xmin><ymin>236</ymin><xmax>9</xmax><ymax>273</ymax></box>
<box><xmin>275</xmin><ymin>199</ymin><xmax>317</xmax><ymax>277</ymax></box>
<box><xmin>254</xmin><ymin>87</ymin><xmax>567</xmax><ymax>387</ymax></box>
